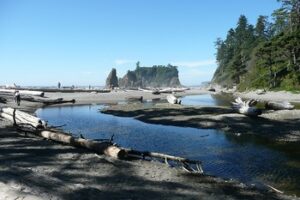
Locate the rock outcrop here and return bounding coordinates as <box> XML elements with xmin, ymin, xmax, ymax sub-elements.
<box><xmin>119</xmin><ymin>65</ymin><xmax>181</xmax><ymax>88</ymax></box>
<box><xmin>105</xmin><ymin>68</ymin><xmax>119</xmax><ymax>89</ymax></box>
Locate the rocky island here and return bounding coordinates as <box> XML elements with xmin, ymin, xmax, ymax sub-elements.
<box><xmin>106</xmin><ymin>63</ymin><xmax>181</xmax><ymax>89</ymax></box>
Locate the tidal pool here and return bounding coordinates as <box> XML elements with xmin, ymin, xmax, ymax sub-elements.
<box><xmin>36</xmin><ymin>103</ymin><xmax>300</xmax><ymax>195</ymax></box>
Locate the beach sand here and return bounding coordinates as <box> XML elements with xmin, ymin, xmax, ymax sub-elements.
<box><xmin>0</xmin><ymin>89</ymin><xmax>298</xmax><ymax>200</ymax></box>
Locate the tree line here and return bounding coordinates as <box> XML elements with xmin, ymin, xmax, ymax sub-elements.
<box><xmin>213</xmin><ymin>0</ymin><xmax>300</xmax><ymax>91</ymax></box>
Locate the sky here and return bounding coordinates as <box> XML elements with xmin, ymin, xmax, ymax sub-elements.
<box><xmin>0</xmin><ymin>0</ymin><xmax>281</xmax><ymax>87</ymax></box>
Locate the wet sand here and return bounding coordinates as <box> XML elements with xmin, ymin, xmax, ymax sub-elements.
<box><xmin>0</xmin><ymin>90</ymin><xmax>298</xmax><ymax>199</ymax></box>
<box><xmin>102</xmin><ymin>103</ymin><xmax>300</xmax><ymax>142</ymax></box>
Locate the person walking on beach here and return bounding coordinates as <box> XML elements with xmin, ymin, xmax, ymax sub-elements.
<box><xmin>14</xmin><ymin>90</ymin><xmax>21</xmax><ymax>106</ymax></box>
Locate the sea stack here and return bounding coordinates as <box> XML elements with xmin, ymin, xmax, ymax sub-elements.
<box><xmin>106</xmin><ymin>68</ymin><xmax>119</xmax><ymax>89</ymax></box>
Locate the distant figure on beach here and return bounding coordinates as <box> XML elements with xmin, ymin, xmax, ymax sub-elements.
<box><xmin>14</xmin><ymin>90</ymin><xmax>21</xmax><ymax>106</ymax></box>
<box><xmin>58</xmin><ymin>82</ymin><xmax>61</xmax><ymax>89</ymax></box>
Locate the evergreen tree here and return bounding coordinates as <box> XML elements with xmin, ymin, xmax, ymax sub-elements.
<box><xmin>213</xmin><ymin>0</ymin><xmax>300</xmax><ymax>90</ymax></box>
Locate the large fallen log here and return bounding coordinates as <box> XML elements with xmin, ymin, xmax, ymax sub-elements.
<box><xmin>0</xmin><ymin>107</ymin><xmax>47</xmax><ymax>128</ymax></box>
<box><xmin>0</xmin><ymin>107</ymin><xmax>126</xmax><ymax>158</ymax></box>
<box><xmin>265</xmin><ymin>101</ymin><xmax>294</xmax><ymax>110</ymax></box>
<box><xmin>38</xmin><ymin>130</ymin><xmax>126</xmax><ymax>158</ymax></box>
<box><xmin>159</xmin><ymin>87</ymin><xmax>189</xmax><ymax>94</ymax></box>
<box><xmin>22</xmin><ymin>96</ymin><xmax>76</xmax><ymax>105</ymax></box>
<box><xmin>0</xmin><ymin>89</ymin><xmax>44</xmax><ymax>97</ymax></box>
<box><xmin>137</xmin><ymin>88</ymin><xmax>153</xmax><ymax>92</ymax></box>
<box><xmin>167</xmin><ymin>94</ymin><xmax>181</xmax><ymax>104</ymax></box>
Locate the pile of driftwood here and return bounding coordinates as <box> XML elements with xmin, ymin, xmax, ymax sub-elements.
<box><xmin>0</xmin><ymin>89</ymin><xmax>75</xmax><ymax>106</ymax></box>
<box><xmin>0</xmin><ymin>107</ymin><xmax>203</xmax><ymax>173</ymax></box>
<box><xmin>232</xmin><ymin>97</ymin><xmax>295</xmax><ymax>117</ymax></box>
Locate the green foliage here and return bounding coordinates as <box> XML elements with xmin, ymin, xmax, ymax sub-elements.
<box><xmin>213</xmin><ymin>0</ymin><xmax>300</xmax><ymax>91</ymax></box>
<box><xmin>120</xmin><ymin>63</ymin><xmax>181</xmax><ymax>88</ymax></box>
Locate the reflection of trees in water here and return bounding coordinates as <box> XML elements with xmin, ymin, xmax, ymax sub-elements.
<box><xmin>223</xmin><ymin>131</ymin><xmax>300</xmax><ymax>195</ymax></box>
<box><xmin>211</xmin><ymin>93</ymin><xmax>234</xmax><ymax>106</ymax></box>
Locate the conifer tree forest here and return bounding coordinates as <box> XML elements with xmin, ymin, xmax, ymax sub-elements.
<box><xmin>212</xmin><ymin>0</ymin><xmax>300</xmax><ymax>91</ymax></box>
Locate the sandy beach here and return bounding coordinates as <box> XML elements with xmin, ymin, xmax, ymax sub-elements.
<box><xmin>0</xmin><ymin>89</ymin><xmax>299</xmax><ymax>200</ymax></box>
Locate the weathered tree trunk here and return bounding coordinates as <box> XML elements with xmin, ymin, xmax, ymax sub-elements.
<box><xmin>0</xmin><ymin>89</ymin><xmax>44</xmax><ymax>97</ymax></box>
<box><xmin>265</xmin><ymin>101</ymin><xmax>295</xmax><ymax>110</ymax></box>
<box><xmin>22</xmin><ymin>96</ymin><xmax>76</xmax><ymax>105</ymax></box>
<box><xmin>0</xmin><ymin>107</ymin><xmax>46</xmax><ymax>128</ymax></box>
<box><xmin>38</xmin><ymin>130</ymin><xmax>126</xmax><ymax>158</ymax></box>
<box><xmin>124</xmin><ymin>149</ymin><xmax>201</xmax><ymax>164</ymax></box>
<box><xmin>167</xmin><ymin>95</ymin><xmax>181</xmax><ymax>104</ymax></box>
<box><xmin>122</xmin><ymin>148</ymin><xmax>203</xmax><ymax>173</ymax></box>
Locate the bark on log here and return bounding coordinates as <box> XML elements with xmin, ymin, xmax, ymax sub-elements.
<box><xmin>0</xmin><ymin>89</ymin><xmax>44</xmax><ymax>97</ymax></box>
<box><xmin>36</xmin><ymin>130</ymin><xmax>126</xmax><ymax>159</ymax></box>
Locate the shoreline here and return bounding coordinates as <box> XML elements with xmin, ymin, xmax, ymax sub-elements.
<box><xmin>0</xmin><ymin>90</ymin><xmax>299</xmax><ymax>199</ymax></box>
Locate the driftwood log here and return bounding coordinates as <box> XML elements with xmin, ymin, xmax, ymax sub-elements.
<box><xmin>0</xmin><ymin>107</ymin><xmax>47</xmax><ymax>128</ymax></box>
<box><xmin>265</xmin><ymin>101</ymin><xmax>294</xmax><ymax>110</ymax></box>
<box><xmin>0</xmin><ymin>89</ymin><xmax>44</xmax><ymax>97</ymax></box>
<box><xmin>232</xmin><ymin>97</ymin><xmax>262</xmax><ymax>116</ymax></box>
<box><xmin>125</xmin><ymin>96</ymin><xmax>143</xmax><ymax>102</ymax></box>
<box><xmin>0</xmin><ymin>107</ymin><xmax>126</xmax><ymax>159</ymax></box>
<box><xmin>38</xmin><ymin>130</ymin><xmax>126</xmax><ymax>158</ymax></box>
<box><xmin>123</xmin><ymin>148</ymin><xmax>203</xmax><ymax>173</ymax></box>
<box><xmin>167</xmin><ymin>94</ymin><xmax>181</xmax><ymax>104</ymax></box>
<box><xmin>159</xmin><ymin>88</ymin><xmax>189</xmax><ymax>94</ymax></box>
<box><xmin>22</xmin><ymin>96</ymin><xmax>76</xmax><ymax>105</ymax></box>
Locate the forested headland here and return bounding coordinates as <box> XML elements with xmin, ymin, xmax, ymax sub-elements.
<box><xmin>212</xmin><ymin>0</ymin><xmax>300</xmax><ymax>91</ymax></box>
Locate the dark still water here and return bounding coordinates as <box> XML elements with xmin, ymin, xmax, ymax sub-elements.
<box><xmin>36</xmin><ymin>104</ymin><xmax>300</xmax><ymax>195</ymax></box>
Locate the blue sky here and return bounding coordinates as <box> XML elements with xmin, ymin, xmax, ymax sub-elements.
<box><xmin>0</xmin><ymin>0</ymin><xmax>280</xmax><ymax>86</ymax></box>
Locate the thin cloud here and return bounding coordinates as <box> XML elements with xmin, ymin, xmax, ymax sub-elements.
<box><xmin>115</xmin><ymin>59</ymin><xmax>137</xmax><ymax>65</ymax></box>
<box><xmin>82</xmin><ymin>71</ymin><xmax>93</xmax><ymax>75</ymax></box>
<box><xmin>171</xmin><ymin>60</ymin><xmax>216</xmax><ymax>68</ymax></box>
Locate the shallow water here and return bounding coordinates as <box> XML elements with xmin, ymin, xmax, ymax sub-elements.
<box><xmin>36</xmin><ymin>100</ymin><xmax>300</xmax><ymax>195</ymax></box>
<box><xmin>180</xmin><ymin>93</ymin><xmax>233</xmax><ymax>106</ymax></box>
